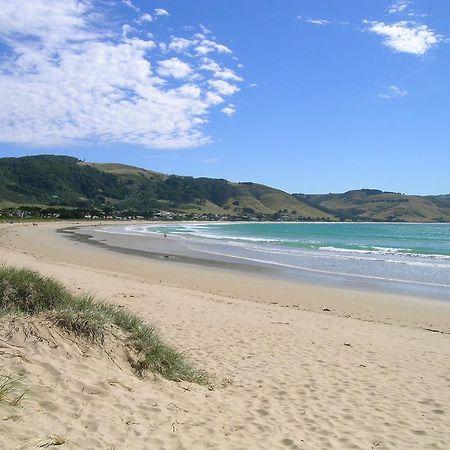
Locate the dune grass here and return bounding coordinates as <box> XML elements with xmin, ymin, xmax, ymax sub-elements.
<box><xmin>0</xmin><ymin>265</ymin><xmax>208</xmax><ymax>384</ymax></box>
<box><xmin>0</xmin><ymin>374</ymin><xmax>26</xmax><ymax>406</ymax></box>
<box><xmin>0</xmin><ymin>375</ymin><xmax>16</xmax><ymax>403</ymax></box>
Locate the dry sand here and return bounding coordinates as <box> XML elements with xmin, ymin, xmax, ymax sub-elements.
<box><xmin>0</xmin><ymin>221</ymin><xmax>449</xmax><ymax>449</ymax></box>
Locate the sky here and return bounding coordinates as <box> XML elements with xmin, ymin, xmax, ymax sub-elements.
<box><xmin>0</xmin><ymin>0</ymin><xmax>449</xmax><ymax>195</ymax></box>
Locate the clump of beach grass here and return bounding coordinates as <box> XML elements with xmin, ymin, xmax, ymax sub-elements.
<box><xmin>0</xmin><ymin>265</ymin><xmax>208</xmax><ymax>384</ymax></box>
<box><xmin>0</xmin><ymin>374</ymin><xmax>27</xmax><ymax>406</ymax></box>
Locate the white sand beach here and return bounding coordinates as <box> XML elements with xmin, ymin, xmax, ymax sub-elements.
<box><xmin>1</xmin><ymin>222</ymin><xmax>449</xmax><ymax>449</ymax></box>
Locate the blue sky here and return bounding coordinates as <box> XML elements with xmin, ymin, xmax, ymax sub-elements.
<box><xmin>0</xmin><ymin>0</ymin><xmax>449</xmax><ymax>195</ymax></box>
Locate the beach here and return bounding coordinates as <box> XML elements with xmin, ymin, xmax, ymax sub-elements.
<box><xmin>1</xmin><ymin>221</ymin><xmax>450</xmax><ymax>449</ymax></box>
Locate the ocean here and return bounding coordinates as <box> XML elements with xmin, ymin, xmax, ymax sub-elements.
<box><xmin>98</xmin><ymin>222</ymin><xmax>450</xmax><ymax>294</ymax></box>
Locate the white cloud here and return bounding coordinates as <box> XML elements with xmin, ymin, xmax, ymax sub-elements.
<box><xmin>167</xmin><ymin>37</ymin><xmax>193</xmax><ymax>52</ymax></box>
<box><xmin>306</xmin><ymin>19</ymin><xmax>330</xmax><ymax>26</ymax></box>
<box><xmin>155</xmin><ymin>8</ymin><xmax>170</xmax><ymax>17</ymax></box>
<box><xmin>122</xmin><ymin>23</ymin><xmax>135</xmax><ymax>38</ymax></box>
<box><xmin>0</xmin><ymin>0</ymin><xmax>242</xmax><ymax>149</ymax></box>
<box><xmin>388</xmin><ymin>1</ymin><xmax>411</xmax><ymax>14</ymax></box>
<box><xmin>138</xmin><ymin>13</ymin><xmax>153</xmax><ymax>23</ymax></box>
<box><xmin>366</xmin><ymin>20</ymin><xmax>443</xmax><ymax>55</ymax></box>
<box><xmin>298</xmin><ymin>16</ymin><xmax>351</xmax><ymax>27</ymax></box>
<box><xmin>221</xmin><ymin>105</ymin><xmax>236</xmax><ymax>116</ymax></box>
<box><xmin>297</xmin><ymin>16</ymin><xmax>332</xmax><ymax>26</ymax></box>
<box><xmin>201</xmin><ymin>58</ymin><xmax>242</xmax><ymax>82</ymax></box>
<box><xmin>199</xmin><ymin>25</ymin><xmax>212</xmax><ymax>35</ymax></box>
<box><xmin>166</xmin><ymin>36</ymin><xmax>232</xmax><ymax>58</ymax></box>
<box><xmin>208</xmin><ymin>79</ymin><xmax>239</xmax><ymax>96</ymax></box>
<box><xmin>122</xmin><ymin>0</ymin><xmax>140</xmax><ymax>12</ymax></box>
<box><xmin>216</xmin><ymin>68</ymin><xmax>242</xmax><ymax>81</ymax></box>
<box><xmin>0</xmin><ymin>0</ymin><xmax>95</xmax><ymax>47</ymax></box>
<box><xmin>158</xmin><ymin>57</ymin><xmax>192</xmax><ymax>79</ymax></box>
<box><xmin>205</xmin><ymin>91</ymin><xmax>224</xmax><ymax>105</ymax></box>
<box><xmin>387</xmin><ymin>1</ymin><xmax>430</xmax><ymax>19</ymax></box>
<box><xmin>195</xmin><ymin>39</ymin><xmax>232</xmax><ymax>55</ymax></box>
<box><xmin>379</xmin><ymin>85</ymin><xmax>408</xmax><ymax>99</ymax></box>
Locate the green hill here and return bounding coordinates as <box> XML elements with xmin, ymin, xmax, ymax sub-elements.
<box><xmin>85</xmin><ymin>161</ymin><xmax>330</xmax><ymax>218</ymax></box>
<box><xmin>0</xmin><ymin>155</ymin><xmax>329</xmax><ymax>219</ymax></box>
<box><xmin>1</xmin><ymin>156</ymin><xmax>448</xmax><ymax>222</ymax></box>
<box><xmin>224</xmin><ymin>182</ymin><xmax>329</xmax><ymax>218</ymax></box>
<box><xmin>0</xmin><ymin>156</ymin><xmax>126</xmax><ymax>207</ymax></box>
<box><xmin>295</xmin><ymin>189</ymin><xmax>450</xmax><ymax>222</ymax></box>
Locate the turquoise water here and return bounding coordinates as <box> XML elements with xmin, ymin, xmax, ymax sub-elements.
<box><xmin>102</xmin><ymin>222</ymin><xmax>450</xmax><ymax>290</ymax></box>
<box><xmin>145</xmin><ymin>222</ymin><xmax>450</xmax><ymax>257</ymax></box>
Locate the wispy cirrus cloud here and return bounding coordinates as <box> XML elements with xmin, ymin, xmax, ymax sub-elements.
<box><xmin>297</xmin><ymin>16</ymin><xmax>331</xmax><ymax>26</ymax></box>
<box><xmin>305</xmin><ymin>18</ymin><xmax>330</xmax><ymax>26</ymax></box>
<box><xmin>387</xmin><ymin>0</ymin><xmax>411</xmax><ymax>14</ymax></box>
<box><xmin>123</xmin><ymin>1</ymin><xmax>170</xmax><ymax>20</ymax></box>
<box><xmin>0</xmin><ymin>1</ymin><xmax>242</xmax><ymax>149</ymax></box>
<box><xmin>297</xmin><ymin>15</ymin><xmax>350</xmax><ymax>27</ymax></box>
<box><xmin>386</xmin><ymin>0</ymin><xmax>428</xmax><ymax>18</ymax></box>
<box><xmin>379</xmin><ymin>85</ymin><xmax>408</xmax><ymax>99</ymax></box>
<box><xmin>122</xmin><ymin>0</ymin><xmax>140</xmax><ymax>12</ymax></box>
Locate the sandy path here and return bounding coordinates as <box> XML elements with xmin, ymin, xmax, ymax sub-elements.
<box><xmin>1</xmin><ymin>222</ymin><xmax>449</xmax><ymax>449</ymax></box>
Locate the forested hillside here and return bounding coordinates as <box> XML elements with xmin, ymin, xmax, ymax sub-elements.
<box><xmin>0</xmin><ymin>155</ymin><xmax>329</xmax><ymax>219</ymax></box>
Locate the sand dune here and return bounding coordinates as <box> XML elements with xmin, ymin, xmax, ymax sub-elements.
<box><xmin>1</xmin><ymin>222</ymin><xmax>449</xmax><ymax>449</ymax></box>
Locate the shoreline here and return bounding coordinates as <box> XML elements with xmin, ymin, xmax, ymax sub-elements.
<box><xmin>2</xmin><ymin>221</ymin><xmax>450</xmax><ymax>332</ymax></box>
<box><xmin>69</xmin><ymin>222</ymin><xmax>450</xmax><ymax>303</ymax></box>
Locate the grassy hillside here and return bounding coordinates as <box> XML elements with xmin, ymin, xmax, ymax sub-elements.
<box><xmin>0</xmin><ymin>155</ymin><xmax>329</xmax><ymax>219</ymax></box>
<box><xmin>295</xmin><ymin>189</ymin><xmax>450</xmax><ymax>222</ymax></box>
<box><xmin>225</xmin><ymin>183</ymin><xmax>330</xmax><ymax>218</ymax></box>
<box><xmin>85</xmin><ymin>162</ymin><xmax>167</xmax><ymax>181</ymax></box>
<box><xmin>86</xmin><ymin>161</ymin><xmax>330</xmax><ymax>218</ymax></box>
<box><xmin>2</xmin><ymin>156</ymin><xmax>448</xmax><ymax>222</ymax></box>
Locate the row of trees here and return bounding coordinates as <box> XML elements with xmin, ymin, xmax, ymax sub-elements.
<box><xmin>0</xmin><ymin>205</ymin><xmax>335</xmax><ymax>223</ymax></box>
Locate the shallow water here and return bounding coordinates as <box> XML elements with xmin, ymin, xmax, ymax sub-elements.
<box><xmin>98</xmin><ymin>222</ymin><xmax>450</xmax><ymax>293</ymax></box>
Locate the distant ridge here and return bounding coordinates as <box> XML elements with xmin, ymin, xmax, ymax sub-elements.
<box><xmin>0</xmin><ymin>155</ymin><xmax>449</xmax><ymax>222</ymax></box>
<box><xmin>294</xmin><ymin>190</ymin><xmax>450</xmax><ymax>222</ymax></box>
